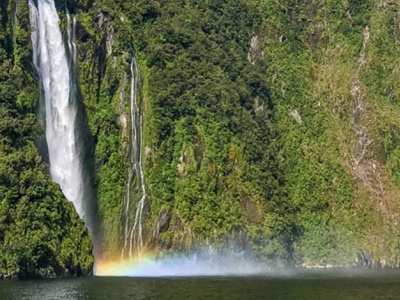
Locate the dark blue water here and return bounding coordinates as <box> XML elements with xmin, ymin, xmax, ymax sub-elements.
<box><xmin>1</xmin><ymin>270</ymin><xmax>400</xmax><ymax>299</ymax></box>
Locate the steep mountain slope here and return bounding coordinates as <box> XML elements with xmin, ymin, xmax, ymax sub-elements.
<box><xmin>76</xmin><ymin>0</ymin><xmax>400</xmax><ymax>266</ymax></box>
<box><xmin>3</xmin><ymin>0</ymin><xmax>400</xmax><ymax>277</ymax></box>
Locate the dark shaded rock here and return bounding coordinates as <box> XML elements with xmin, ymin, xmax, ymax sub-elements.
<box><xmin>36</xmin><ymin>134</ymin><xmax>50</xmax><ymax>165</ymax></box>
<box><xmin>357</xmin><ymin>249</ymin><xmax>373</xmax><ymax>269</ymax></box>
<box><xmin>174</xmin><ymin>216</ymin><xmax>183</xmax><ymax>232</ymax></box>
<box><xmin>158</xmin><ymin>210</ymin><xmax>171</xmax><ymax>233</ymax></box>
<box><xmin>76</xmin><ymin>20</ymin><xmax>90</xmax><ymax>43</ymax></box>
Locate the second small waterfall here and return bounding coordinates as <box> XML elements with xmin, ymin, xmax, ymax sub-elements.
<box><xmin>122</xmin><ymin>56</ymin><xmax>147</xmax><ymax>259</ymax></box>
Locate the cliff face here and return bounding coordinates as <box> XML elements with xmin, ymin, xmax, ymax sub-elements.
<box><xmin>68</xmin><ymin>0</ymin><xmax>400</xmax><ymax>267</ymax></box>
<box><xmin>3</xmin><ymin>0</ymin><xmax>400</xmax><ymax>275</ymax></box>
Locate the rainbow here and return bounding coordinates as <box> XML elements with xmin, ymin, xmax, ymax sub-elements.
<box><xmin>95</xmin><ymin>252</ymin><xmax>269</xmax><ymax>277</ymax></box>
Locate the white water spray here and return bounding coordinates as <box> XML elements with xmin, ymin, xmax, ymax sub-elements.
<box><xmin>99</xmin><ymin>248</ymin><xmax>272</xmax><ymax>277</ymax></box>
<box><xmin>28</xmin><ymin>1</ymin><xmax>95</xmax><ymax>232</ymax></box>
<box><xmin>122</xmin><ymin>56</ymin><xmax>147</xmax><ymax>259</ymax></box>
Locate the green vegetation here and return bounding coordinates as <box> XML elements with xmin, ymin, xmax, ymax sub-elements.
<box><xmin>77</xmin><ymin>0</ymin><xmax>400</xmax><ymax>266</ymax></box>
<box><xmin>3</xmin><ymin>0</ymin><xmax>400</xmax><ymax>275</ymax></box>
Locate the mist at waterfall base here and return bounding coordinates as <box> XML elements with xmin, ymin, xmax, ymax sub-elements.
<box><xmin>96</xmin><ymin>248</ymin><xmax>275</xmax><ymax>277</ymax></box>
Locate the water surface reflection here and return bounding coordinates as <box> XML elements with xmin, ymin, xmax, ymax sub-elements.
<box><xmin>1</xmin><ymin>270</ymin><xmax>400</xmax><ymax>300</ymax></box>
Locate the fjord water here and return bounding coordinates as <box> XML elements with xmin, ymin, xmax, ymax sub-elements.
<box><xmin>1</xmin><ymin>270</ymin><xmax>400</xmax><ymax>299</ymax></box>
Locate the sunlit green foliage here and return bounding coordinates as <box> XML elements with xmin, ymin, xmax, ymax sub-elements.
<box><xmin>69</xmin><ymin>0</ymin><xmax>400</xmax><ymax>266</ymax></box>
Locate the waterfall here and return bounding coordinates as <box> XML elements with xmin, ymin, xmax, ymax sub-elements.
<box><xmin>28</xmin><ymin>0</ymin><xmax>100</xmax><ymax>254</ymax></box>
<box><xmin>122</xmin><ymin>56</ymin><xmax>147</xmax><ymax>259</ymax></box>
<box><xmin>66</xmin><ymin>10</ymin><xmax>77</xmax><ymax>69</ymax></box>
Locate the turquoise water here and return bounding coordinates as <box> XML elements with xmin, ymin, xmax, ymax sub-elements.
<box><xmin>1</xmin><ymin>270</ymin><xmax>400</xmax><ymax>299</ymax></box>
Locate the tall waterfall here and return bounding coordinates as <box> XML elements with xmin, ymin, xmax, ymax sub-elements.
<box><xmin>122</xmin><ymin>56</ymin><xmax>147</xmax><ymax>259</ymax></box>
<box><xmin>28</xmin><ymin>0</ymin><xmax>100</xmax><ymax>254</ymax></box>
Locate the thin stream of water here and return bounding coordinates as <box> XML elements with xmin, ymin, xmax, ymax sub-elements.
<box><xmin>122</xmin><ymin>56</ymin><xmax>147</xmax><ymax>260</ymax></box>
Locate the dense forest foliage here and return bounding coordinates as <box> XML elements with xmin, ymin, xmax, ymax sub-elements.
<box><xmin>72</xmin><ymin>0</ymin><xmax>400</xmax><ymax>266</ymax></box>
<box><xmin>74</xmin><ymin>0</ymin><xmax>400</xmax><ymax>265</ymax></box>
<box><xmin>3</xmin><ymin>0</ymin><xmax>400</xmax><ymax>277</ymax></box>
